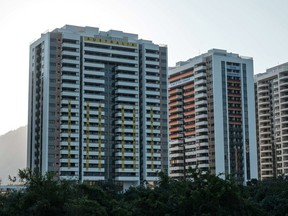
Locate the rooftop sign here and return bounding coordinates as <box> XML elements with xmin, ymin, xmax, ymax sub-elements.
<box><xmin>84</xmin><ymin>37</ymin><xmax>137</xmax><ymax>47</ymax></box>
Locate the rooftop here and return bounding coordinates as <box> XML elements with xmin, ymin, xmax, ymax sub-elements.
<box><xmin>254</xmin><ymin>62</ymin><xmax>288</xmax><ymax>81</ymax></box>
<box><xmin>169</xmin><ymin>49</ymin><xmax>252</xmax><ymax>76</ymax></box>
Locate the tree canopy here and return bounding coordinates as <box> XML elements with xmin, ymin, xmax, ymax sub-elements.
<box><xmin>1</xmin><ymin>168</ymin><xmax>288</xmax><ymax>215</ymax></box>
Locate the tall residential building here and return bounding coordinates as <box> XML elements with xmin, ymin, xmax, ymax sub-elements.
<box><xmin>255</xmin><ymin>62</ymin><xmax>288</xmax><ymax>180</ymax></box>
<box><xmin>27</xmin><ymin>25</ymin><xmax>168</xmax><ymax>190</ymax></box>
<box><xmin>168</xmin><ymin>49</ymin><xmax>258</xmax><ymax>183</ymax></box>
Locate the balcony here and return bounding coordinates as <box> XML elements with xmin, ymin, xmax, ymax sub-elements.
<box><xmin>196</xmin><ymin>128</ymin><xmax>208</xmax><ymax>133</ymax></box>
<box><xmin>169</xmin><ymin>88</ymin><xmax>182</xmax><ymax>95</ymax></box>
<box><xmin>195</xmin><ymin>107</ymin><xmax>207</xmax><ymax>112</ymax></box>
<box><xmin>115</xmin><ymin>89</ymin><xmax>138</xmax><ymax>96</ymax></box>
<box><xmin>185</xmin><ymin>131</ymin><xmax>196</xmax><ymax>136</ymax></box>
<box><xmin>169</xmin><ymin>120</ymin><xmax>183</xmax><ymax>126</ymax></box>
<box><xmin>195</xmin><ymin>100</ymin><xmax>207</xmax><ymax>106</ymax></box>
<box><xmin>184</xmin><ymin>117</ymin><xmax>195</xmax><ymax>123</ymax></box>
<box><xmin>257</xmin><ymin>88</ymin><xmax>269</xmax><ymax>94</ymax></box>
<box><xmin>183</xmin><ymin>83</ymin><xmax>194</xmax><ymax>90</ymax></box>
<box><xmin>169</xmin><ymin>133</ymin><xmax>183</xmax><ymax>139</ymax></box>
<box><xmin>169</xmin><ymin>71</ymin><xmax>192</xmax><ymax>83</ymax></box>
<box><xmin>194</xmin><ymin>65</ymin><xmax>207</xmax><ymax>72</ymax></box>
<box><xmin>194</xmin><ymin>79</ymin><xmax>206</xmax><ymax>85</ymax></box>
<box><xmin>170</xmin><ymin>107</ymin><xmax>183</xmax><ymax>114</ymax></box>
<box><xmin>145</xmin><ymin>82</ymin><xmax>159</xmax><ymax>88</ymax></box>
<box><xmin>169</xmin><ymin>114</ymin><xmax>183</xmax><ymax>121</ymax></box>
<box><xmin>146</xmin><ymin>75</ymin><xmax>160</xmax><ymax>81</ymax></box>
<box><xmin>115</xmin><ymin>96</ymin><xmax>138</xmax><ymax>102</ymax></box>
<box><xmin>184</xmin><ymin>91</ymin><xmax>194</xmax><ymax>97</ymax></box>
<box><xmin>169</xmin><ymin>95</ymin><xmax>182</xmax><ymax>101</ymax></box>
<box><xmin>116</xmin><ymin>81</ymin><xmax>138</xmax><ymax>87</ymax></box>
<box><xmin>184</xmin><ymin>110</ymin><xmax>195</xmax><ymax>116</ymax></box>
<box><xmin>146</xmin><ymin>90</ymin><xmax>160</xmax><ymax>96</ymax></box>
<box><xmin>184</xmin><ymin>124</ymin><xmax>195</xmax><ymax>129</ymax></box>
<box><xmin>115</xmin><ymin>73</ymin><xmax>138</xmax><ymax>80</ymax></box>
<box><xmin>194</xmin><ymin>86</ymin><xmax>207</xmax><ymax>91</ymax></box>
<box><xmin>195</xmin><ymin>93</ymin><xmax>207</xmax><ymax>99</ymax></box>
<box><xmin>83</xmin><ymin>86</ymin><xmax>105</xmax><ymax>92</ymax></box>
<box><xmin>195</xmin><ymin>121</ymin><xmax>208</xmax><ymax>126</ymax></box>
<box><xmin>184</xmin><ymin>97</ymin><xmax>194</xmax><ymax>103</ymax></box>
<box><xmin>169</xmin><ymin>101</ymin><xmax>183</xmax><ymax>107</ymax></box>
<box><xmin>184</xmin><ymin>104</ymin><xmax>195</xmax><ymax>109</ymax></box>
<box><xmin>196</xmin><ymin>114</ymin><xmax>208</xmax><ymax>119</ymax></box>
<box><xmin>169</xmin><ymin>127</ymin><xmax>182</xmax><ymax>133</ymax></box>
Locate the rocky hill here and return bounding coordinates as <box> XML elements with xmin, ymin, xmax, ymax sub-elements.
<box><xmin>0</xmin><ymin>126</ymin><xmax>27</xmax><ymax>185</ymax></box>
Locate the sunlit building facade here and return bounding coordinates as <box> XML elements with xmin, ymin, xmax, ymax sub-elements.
<box><xmin>168</xmin><ymin>49</ymin><xmax>258</xmax><ymax>183</ymax></box>
<box><xmin>27</xmin><ymin>25</ymin><xmax>168</xmax><ymax>189</ymax></box>
<box><xmin>255</xmin><ymin>62</ymin><xmax>288</xmax><ymax>179</ymax></box>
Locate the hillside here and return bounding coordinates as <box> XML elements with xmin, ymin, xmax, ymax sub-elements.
<box><xmin>0</xmin><ymin>126</ymin><xmax>27</xmax><ymax>184</ymax></box>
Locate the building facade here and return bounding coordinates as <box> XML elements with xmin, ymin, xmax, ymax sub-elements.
<box><xmin>168</xmin><ymin>49</ymin><xmax>258</xmax><ymax>183</ymax></box>
<box><xmin>27</xmin><ymin>25</ymin><xmax>168</xmax><ymax>189</ymax></box>
<box><xmin>255</xmin><ymin>62</ymin><xmax>288</xmax><ymax>179</ymax></box>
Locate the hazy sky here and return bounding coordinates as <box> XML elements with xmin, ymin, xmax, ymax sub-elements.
<box><xmin>0</xmin><ymin>0</ymin><xmax>287</xmax><ymax>135</ymax></box>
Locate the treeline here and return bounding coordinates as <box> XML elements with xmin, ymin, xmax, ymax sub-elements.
<box><xmin>1</xmin><ymin>168</ymin><xmax>288</xmax><ymax>216</ymax></box>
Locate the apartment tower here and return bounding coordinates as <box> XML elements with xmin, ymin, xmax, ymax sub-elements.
<box><xmin>255</xmin><ymin>62</ymin><xmax>288</xmax><ymax>179</ymax></box>
<box><xmin>27</xmin><ymin>25</ymin><xmax>168</xmax><ymax>189</ymax></box>
<box><xmin>168</xmin><ymin>49</ymin><xmax>258</xmax><ymax>183</ymax></box>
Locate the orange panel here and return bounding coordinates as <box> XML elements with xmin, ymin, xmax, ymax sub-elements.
<box><xmin>170</xmin><ymin>120</ymin><xmax>181</xmax><ymax>126</ymax></box>
<box><xmin>184</xmin><ymin>97</ymin><xmax>194</xmax><ymax>103</ymax></box>
<box><xmin>184</xmin><ymin>110</ymin><xmax>195</xmax><ymax>116</ymax></box>
<box><xmin>169</xmin><ymin>114</ymin><xmax>181</xmax><ymax>120</ymax></box>
<box><xmin>228</xmin><ymin>107</ymin><xmax>241</xmax><ymax>111</ymax></box>
<box><xmin>184</xmin><ymin>104</ymin><xmax>195</xmax><ymax>109</ymax></box>
<box><xmin>170</xmin><ymin>127</ymin><xmax>182</xmax><ymax>133</ymax></box>
<box><xmin>229</xmin><ymin>121</ymin><xmax>242</xmax><ymax>125</ymax></box>
<box><xmin>169</xmin><ymin>134</ymin><xmax>182</xmax><ymax>139</ymax></box>
<box><xmin>184</xmin><ymin>83</ymin><xmax>194</xmax><ymax>90</ymax></box>
<box><xmin>228</xmin><ymin>100</ymin><xmax>241</xmax><ymax>104</ymax></box>
<box><xmin>185</xmin><ymin>131</ymin><xmax>196</xmax><ymax>136</ymax></box>
<box><xmin>169</xmin><ymin>88</ymin><xmax>178</xmax><ymax>94</ymax></box>
<box><xmin>184</xmin><ymin>117</ymin><xmax>195</xmax><ymax>123</ymax></box>
<box><xmin>169</xmin><ymin>101</ymin><xmax>178</xmax><ymax>107</ymax></box>
<box><xmin>184</xmin><ymin>124</ymin><xmax>195</xmax><ymax>129</ymax></box>
<box><xmin>227</xmin><ymin>80</ymin><xmax>240</xmax><ymax>84</ymax></box>
<box><xmin>169</xmin><ymin>107</ymin><xmax>178</xmax><ymax>113</ymax></box>
<box><xmin>229</xmin><ymin>114</ymin><xmax>242</xmax><ymax>118</ymax></box>
<box><xmin>169</xmin><ymin>95</ymin><xmax>181</xmax><ymax>101</ymax></box>
<box><xmin>228</xmin><ymin>93</ymin><xmax>241</xmax><ymax>97</ymax></box>
<box><xmin>184</xmin><ymin>91</ymin><xmax>194</xmax><ymax>96</ymax></box>
<box><xmin>228</xmin><ymin>87</ymin><xmax>241</xmax><ymax>91</ymax></box>
<box><xmin>169</xmin><ymin>71</ymin><xmax>193</xmax><ymax>83</ymax></box>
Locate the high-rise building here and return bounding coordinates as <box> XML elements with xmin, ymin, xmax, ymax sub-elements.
<box><xmin>27</xmin><ymin>25</ymin><xmax>168</xmax><ymax>190</ymax></box>
<box><xmin>255</xmin><ymin>62</ymin><xmax>288</xmax><ymax>180</ymax></box>
<box><xmin>168</xmin><ymin>49</ymin><xmax>258</xmax><ymax>183</ymax></box>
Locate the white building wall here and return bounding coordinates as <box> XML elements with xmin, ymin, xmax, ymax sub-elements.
<box><xmin>41</xmin><ymin>33</ymin><xmax>51</xmax><ymax>174</ymax></box>
<box><xmin>28</xmin><ymin>25</ymin><xmax>168</xmax><ymax>189</ymax></box>
<box><xmin>212</xmin><ymin>55</ymin><xmax>226</xmax><ymax>175</ymax></box>
<box><xmin>168</xmin><ymin>49</ymin><xmax>257</xmax><ymax>182</ymax></box>
<box><xmin>246</xmin><ymin>60</ymin><xmax>258</xmax><ymax>179</ymax></box>
<box><xmin>255</xmin><ymin>62</ymin><xmax>288</xmax><ymax>179</ymax></box>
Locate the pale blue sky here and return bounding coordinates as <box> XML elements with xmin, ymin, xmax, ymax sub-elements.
<box><xmin>0</xmin><ymin>0</ymin><xmax>287</xmax><ymax>135</ymax></box>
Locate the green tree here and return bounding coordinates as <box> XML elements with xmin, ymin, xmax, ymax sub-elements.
<box><xmin>124</xmin><ymin>168</ymin><xmax>264</xmax><ymax>216</ymax></box>
<box><xmin>246</xmin><ymin>176</ymin><xmax>288</xmax><ymax>216</ymax></box>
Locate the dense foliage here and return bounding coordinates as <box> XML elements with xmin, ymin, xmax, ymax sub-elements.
<box><xmin>1</xmin><ymin>168</ymin><xmax>288</xmax><ymax>215</ymax></box>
